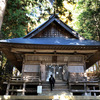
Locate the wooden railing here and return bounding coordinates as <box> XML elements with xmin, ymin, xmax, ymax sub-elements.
<box><xmin>69</xmin><ymin>73</ymin><xmax>85</xmax><ymax>82</ymax></box>
<box><xmin>10</xmin><ymin>76</ymin><xmax>41</xmax><ymax>82</ymax></box>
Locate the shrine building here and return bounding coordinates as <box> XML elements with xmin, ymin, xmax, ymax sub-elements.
<box><xmin>0</xmin><ymin>15</ymin><xmax>100</xmax><ymax>96</ymax></box>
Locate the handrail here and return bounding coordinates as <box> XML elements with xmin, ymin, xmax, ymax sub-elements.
<box><xmin>11</xmin><ymin>76</ymin><xmax>41</xmax><ymax>82</ymax></box>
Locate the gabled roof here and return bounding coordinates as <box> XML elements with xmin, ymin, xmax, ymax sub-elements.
<box><xmin>1</xmin><ymin>37</ymin><xmax>100</xmax><ymax>46</ymax></box>
<box><xmin>24</xmin><ymin>14</ymin><xmax>85</xmax><ymax>39</ymax></box>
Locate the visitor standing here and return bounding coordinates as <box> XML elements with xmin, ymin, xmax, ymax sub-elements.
<box><xmin>49</xmin><ymin>75</ymin><xmax>55</xmax><ymax>91</ymax></box>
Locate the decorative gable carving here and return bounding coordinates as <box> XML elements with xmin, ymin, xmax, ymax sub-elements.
<box><xmin>39</xmin><ymin>26</ymin><xmax>64</xmax><ymax>37</ymax></box>
<box><xmin>34</xmin><ymin>24</ymin><xmax>75</xmax><ymax>38</ymax></box>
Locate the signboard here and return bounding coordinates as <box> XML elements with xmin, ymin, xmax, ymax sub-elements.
<box><xmin>37</xmin><ymin>86</ymin><xmax>42</xmax><ymax>94</ymax></box>
<box><xmin>24</xmin><ymin>65</ymin><xmax>40</xmax><ymax>72</ymax></box>
<box><xmin>68</xmin><ymin>66</ymin><xmax>84</xmax><ymax>73</ymax></box>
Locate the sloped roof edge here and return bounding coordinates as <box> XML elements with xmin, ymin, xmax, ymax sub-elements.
<box><xmin>24</xmin><ymin>15</ymin><xmax>55</xmax><ymax>38</ymax></box>
<box><xmin>0</xmin><ymin>37</ymin><xmax>100</xmax><ymax>46</ymax></box>
<box><xmin>24</xmin><ymin>14</ymin><xmax>85</xmax><ymax>40</ymax></box>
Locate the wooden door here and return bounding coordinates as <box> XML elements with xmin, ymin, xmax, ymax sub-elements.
<box><xmin>55</xmin><ymin>65</ymin><xmax>63</xmax><ymax>80</ymax></box>
<box><xmin>63</xmin><ymin>65</ymin><xmax>68</xmax><ymax>81</ymax></box>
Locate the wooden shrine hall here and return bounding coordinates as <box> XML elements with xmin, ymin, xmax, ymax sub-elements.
<box><xmin>0</xmin><ymin>14</ymin><xmax>100</xmax><ymax>96</ymax></box>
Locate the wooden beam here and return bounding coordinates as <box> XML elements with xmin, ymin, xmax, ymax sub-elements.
<box><xmin>71</xmin><ymin>90</ymin><xmax>85</xmax><ymax>92</ymax></box>
<box><xmin>87</xmin><ymin>90</ymin><xmax>100</xmax><ymax>92</ymax></box>
<box><xmin>71</xmin><ymin>90</ymin><xmax>100</xmax><ymax>93</ymax></box>
<box><xmin>9</xmin><ymin>89</ymin><xmax>24</xmax><ymax>92</ymax></box>
<box><xmin>6</xmin><ymin>83</ymin><xmax>10</xmax><ymax>95</ymax></box>
<box><xmin>11</xmin><ymin>48</ymin><xmax>98</xmax><ymax>53</ymax></box>
<box><xmin>24</xmin><ymin>60</ymin><xmax>70</xmax><ymax>65</ymax></box>
<box><xmin>25</xmin><ymin>53</ymin><xmax>85</xmax><ymax>57</ymax></box>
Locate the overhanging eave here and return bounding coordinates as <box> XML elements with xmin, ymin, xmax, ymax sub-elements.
<box><xmin>86</xmin><ymin>51</ymin><xmax>100</xmax><ymax>69</ymax></box>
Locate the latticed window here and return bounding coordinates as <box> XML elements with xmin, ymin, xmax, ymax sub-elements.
<box><xmin>39</xmin><ymin>26</ymin><xmax>70</xmax><ymax>37</ymax></box>
<box><xmin>40</xmin><ymin>27</ymin><xmax>63</xmax><ymax>37</ymax></box>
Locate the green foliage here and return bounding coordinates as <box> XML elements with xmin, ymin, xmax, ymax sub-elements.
<box><xmin>26</xmin><ymin>0</ymin><xmax>77</xmax><ymax>29</ymax></box>
<box><xmin>56</xmin><ymin>0</ymin><xmax>64</xmax><ymax>7</ymax></box>
<box><xmin>1</xmin><ymin>0</ymin><xmax>34</xmax><ymax>39</ymax></box>
<box><xmin>26</xmin><ymin>0</ymin><xmax>53</xmax><ymax>30</ymax></box>
<box><xmin>0</xmin><ymin>54</ymin><xmax>12</xmax><ymax>95</ymax></box>
<box><xmin>74</xmin><ymin>0</ymin><xmax>100</xmax><ymax>40</ymax></box>
<box><xmin>0</xmin><ymin>68</ymin><xmax>11</xmax><ymax>95</ymax></box>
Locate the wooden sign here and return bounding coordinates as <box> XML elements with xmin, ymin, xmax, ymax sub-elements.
<box><xmin>24</xmin><ymin>65</ymin><xmax>40</xmax><ymax>72</ymax></box>
<box><xmin>68</xmin><ymin>66</ymin><xmax>84</xmax><ymax>73</ymax></box>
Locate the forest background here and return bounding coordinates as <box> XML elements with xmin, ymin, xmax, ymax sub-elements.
<box><xmin>0</xmin><ymin>0</ymin><xmax>100</xmax><ymax>94</ymax></box>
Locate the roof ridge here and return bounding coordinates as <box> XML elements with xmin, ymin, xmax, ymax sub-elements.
<box><xmin>24</xmin><ymin>14</ymin><xmax>85</xmax><ymax>40</ymax></box>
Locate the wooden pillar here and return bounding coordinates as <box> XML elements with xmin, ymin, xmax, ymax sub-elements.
<box><xmin>6</xmin><ymin>83</ymin><xmax>10</xmax><ymax>95</ymax></box>
<box><xmin>63</xmin><ymin>64</ymin><xmax>68</xmax><ymax>81</ymax></box>
<box><xmin>11</xmin><ymin>86</ymin><xmax>14</xmax><ymax>95</ymax></box>
<box><xmin>22</xmin><ymin>83</ymin><xmax>26</xmax><ymax>95</ymax></box>
<box><xmin>84</xmin><ymin>82</ymin><xmax>87</xmax><ymax>96</ymax></box>
<box><xmin>99</xmin><ymin>61</ymin><xmax>100</xmax><ymax>71</ymax></box>
<box><xmin>20</xmin><ymin>85</ymin><xmax>22</xmax><ymax>89</ymax></box>
<box><xmin>93</xmin><ymin>86</ymin><xmax>96</xmax><ymax>96</ymax></box>
<box><xmin>93</xmin><ymin>65</ymin><xmax>95</xmax><ymax>72</ymax></box>
<box><xmin>84</xmin><ymin>60</ymin><xmax>86</xmax><ymax>72</ymax></box>
<box><xmin>22</xmin><ymin>55</ymin><xmax>25</xmax><ymax>77</ymax></box>
<box><xmin>40</xmin><ymin>64</ymin><xmax>46</xmax><ymax>81</ymax></box>
<box><xmin>69</xmin><ymin>83</ymin><xmax>71</xmax><ymax>92</ymax></box>
<box><xmin>99</xmin><ymin>82</ymin><xmax>100</xmax><ymax>90</ymax></box>
<box><xmin>97</xmin><ymin>61</ymin><xmax>99</xmax><ymax>71</ymax></box>
<box><xmin>95</xmin><ymin>63</ymin><xmax>98</xmax><ymax>72</ymax></box>
<box><xmin>54</xmin><ymin>65</ymin><xmax>55</xmax><ymax>78</ymax></box>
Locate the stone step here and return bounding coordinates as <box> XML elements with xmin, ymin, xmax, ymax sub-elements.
<box><xmin>42</xmin><ymin>83</ymin><xmax>68</xmax><ymax>86</ymax></box>
<box><xmin>42</xmin><ymin>83</ymin><xmax>68</xmax><ymax>87</ymax></box>
<box><xmin>42</xmin><ymin>83</ymin><xmax>68</xmax><ymax>90</ymax></box>
<box><xmin>42</xmin><ymin>86</ymin><xmax>68</xmax><ymax>89</ymax></box>
<box><xmin>42</xmin><ymin>81</ymin><xmax>67</xmax><ymax>84</ymax></box>
<box><xmin>42</xmin><ymin>83</ymin><xmax>68</xmax><ymax>85</ymax></box>
<box><xmin>42</xmin><ymin>88</ymin><xmax>69</xmax><ymax>91</ymax></box>
<box><xmin>42</xmin><ymin>81</ymin><xmax>69</xmax><ymax>92</ymax></box>
<box><xmin>42</xmin><ymin>82</ymin><xmax>67</xmax><ymax>86</ymax></box>
<box><xmin>40</xmin><ymin>81</ymin><xmax>70</xmax><ymax>96</ymax></box>
<box><xmin>40</xmin><ymin>91</ymin><xmax>71</xmax><ymax>96</ymax></box>
<box><xmin>43</xmin><ymin>88</ymin><xmax>68</xmax><ymax>90</ymax></box>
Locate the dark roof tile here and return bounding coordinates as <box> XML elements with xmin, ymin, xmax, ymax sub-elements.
<box><xmin>0</xmin><ymin>37</ymin><xmax>100</xmax><ymax>46</ymax></box>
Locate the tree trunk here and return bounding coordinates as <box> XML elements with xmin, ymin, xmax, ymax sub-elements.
<box><xmin>0</xmin><ymin>0</ymin><xmax>7</xmax><ymax>70</ymax></box>
<box><xmin>0</xmin><ymin>0</ymin><xmax>7</xmax><ymax>32</ymax></box>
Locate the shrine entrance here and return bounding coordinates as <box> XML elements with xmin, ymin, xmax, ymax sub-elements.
<box><xmin>46</xmin><ymin>65</ymin><xmax>63</xmax><ymax>81</ymax></box>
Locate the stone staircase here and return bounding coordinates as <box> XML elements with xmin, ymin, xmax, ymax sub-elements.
<box><xmin>40</xmin><ymin>81</ymin><xmax>71</xmax><ymax>96</ymax></box>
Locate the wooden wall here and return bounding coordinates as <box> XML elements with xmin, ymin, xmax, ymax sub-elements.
<box><xmin>21</xmin><ymin>54</ymin><xmax>85</xmax><ymax>81</ymax></box>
